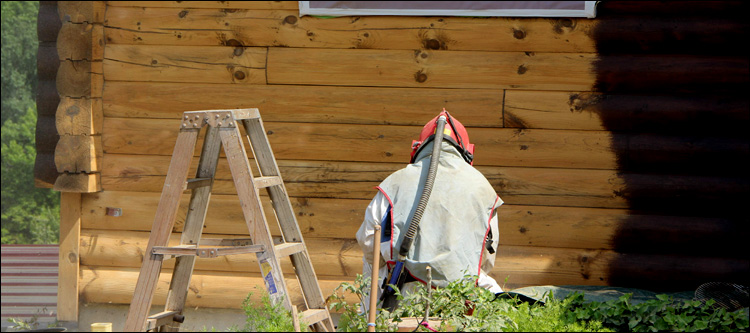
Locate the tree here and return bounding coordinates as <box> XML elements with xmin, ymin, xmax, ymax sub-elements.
<box><xmin>1</xmin><ymin>1</ymin><xmax>59</xmax><ymax>244</ymax></box>
<box><xmin>2</xmin><ymin>1</ymin><xmax>39</xmax><ymax>126</ymax></box>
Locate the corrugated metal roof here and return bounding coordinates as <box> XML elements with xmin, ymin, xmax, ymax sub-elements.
<box><xmin>1</xmin><ymin>245</ymin><xmax>59</xmax><ymax>330</ymax></box>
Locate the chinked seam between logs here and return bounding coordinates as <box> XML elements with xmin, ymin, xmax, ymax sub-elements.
<box><xmin>104</xmin><ymin>25</ymin><xmax>169</xmax><ymax>34</ymax></box>
<box><xmin>104</xmin><ymin>58</ymin><xmax>264</xmax><ymax>70</ymax></box>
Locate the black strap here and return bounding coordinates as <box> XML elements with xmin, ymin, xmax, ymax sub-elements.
<box><xmin>485</xmin><ymin>228</ymin><xmax>495</xmax><ymax>254</ymax></box>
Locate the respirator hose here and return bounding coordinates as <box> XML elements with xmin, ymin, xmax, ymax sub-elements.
<box><xmin>399</xmin><ymin>115</ymin><xmax>447</xmax><ymax>258</ymax></box>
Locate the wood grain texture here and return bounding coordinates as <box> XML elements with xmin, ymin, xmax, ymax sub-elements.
<box><xmin>103</xmin><ymin>7</ymin><xmax>595</xmax><ymax>52</ymax></box>
<box><xmin>124</xmin><ymin>128</ymin><xmax>198</xmax><ymax>331</ymax></box>
<box><xmin>58</xmin><ymin>1</ymin><xmax>105</xmax><ymax>23</ymax></box>
<box><xmin>106</xmin><ymin>1</ymin><xmax>299</xmax><ymax>9</ymax></box>
<box><xmin>268</xmin><ymin>47</ymin><xmax>597</xmax><ymax>90</ymax></box>
<box><xmin>56</xmin><ymin>97</ymin><xmax>103</xmax><ymax>135</ymax></box>
<box><xmin>494</xmin><ymin>245</ymin><xmax>748</xmax><ymax>291</ymax></box>
<box><xmin>80</xmin><ymin>230</ymin><xmax>362</xmax><ymax>277</ymax></box>
<box><xmin>56</xmin><ymin>60</ymin><xmax>103</xmax><ymax>98</ymax></box>
<box><xmin>103</xmin><ymin>45</ymin><xmax>266</xmax><ymax>84</ymax></box>
<box><xmin>57</xmin><ymin>192</ymin><xmax>81</xmax><ymax>321</ymax></box>
<box><xmin>81</xmin><ymin>266</ymin><xmax>353</xmax><ymax>310</ymax></box>
<box><xmin>80</xmin><ymin>190</ymin><xmax>746</xmax><ymax>256</ymax></box>
<box><xmin>57</xmin><ymin>22</ymin><xmax>104</xmax><ymax>61</ymax></box>
<box><xmin>98</xmin><ymin>154</ymin><xmax>634</xmax><ymax>207</ymax></box>
<box><xmin>55</xmin><ymin>135</ymin><xmax>102</xmax><ymax>173</ymax></box>
<box><xmin>101</xmin><ymin>118</ymin><xmax>620</xmax><ymax>169</ymax></box>
<box><xmin>504</xmin><ymin>90</ymin><xmax>750</xmax><ymax>132</ymax></box>
<box><xmin>53</xmin><ymin>172</ymin><xmax>101</xmax><ymax>192</ymax></box>
<box><xmin>102</xmin><ymin>81</ymin><xmax>503</xmax><ymax>127</ymax></box>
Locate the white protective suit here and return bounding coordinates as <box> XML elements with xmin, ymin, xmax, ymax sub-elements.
<box><xmin>356</xmin><ymin>140</ymin><xmax>503</xmax><ymax>310</ymax></box>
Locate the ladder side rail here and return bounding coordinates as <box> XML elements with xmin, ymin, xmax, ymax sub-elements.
<box><xmin>162</xmin><ymin>125</ymin><xmax>223</xmax><ymax>331</ymax></box>
<box><xmin>219</xmin><ymin>125</ymin><xmax>293</xmax><ymax>310</ymax></box>
<box><xmin>124</xmin><ymin>128</ymin><xmax>200</xmax><ymax>332</ymax></box>
<box><xmin>242</xmin><ymin>118</ymin><xmax>335</xmax><ymax>331</ymax></box>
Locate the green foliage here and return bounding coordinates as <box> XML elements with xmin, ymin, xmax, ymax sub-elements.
<box><xmin>5</xmin><ymin>307</ymin><xmax>60</xmax><ymax>331</ymax></box>
<box><xmin>327</xmin><ymin>274</ymin><xmax>749</xmax><ymax>332</ymax></box>
<box><xmin>2</xmin><ymin>1</ymin><xmax>39</xmax><ymax>126</ymax></box>
<box><xmin>228</xmin><ymin>290</ymin><xmax>308</xmax><ymax>332</ymax></box>
<box><xmin>1</xmin><ymin>106</ymin><xmax>60</xmax><ymax>244</ymax></box>
<box><xmin>1</xmin><ymin>1</ymin><xmax>60</xmax><ymax>244</ymax></box>
<box><xmin>565</xmin><ymin>292</ymin><xmax>749</xmax><ymax>332</ymax></box>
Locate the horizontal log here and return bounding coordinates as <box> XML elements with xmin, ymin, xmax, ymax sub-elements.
<box><xmin>267</xmin><ymin>48</ymin><xmax>748</xmax><ymax>92</ymax></box>
<box><xmin>102</xmin><ymin>6</ymin><xmax>746</xmax><ymax>55</ymax></box>
<box><xmin>36</xmin><ymin>80</ymin><xmax>60</xmax><ymax>117</ymax></box>
<box><xmin>99</xmin><ymin>154</ymin><xmax>749</xmax><ymax>212</ymax></box>
<box><xmin>101</xmin><ymin>118</ymin><xmax>749</xmax><ymax>172</ymax></box>
<box><xmin>504</xmin><ymin>90</ymin><xmax>750</xmax><ymax>133</ymax></box>
<box><xmin>55</xmin><ymin>135</ymin><xmax>102</xmax><ymax>173</ymax></box>
<box><xmin>80</xmin><ymin>266</ymin><xmax>353</xmax><ymax>309</ymax></box>
<box><xmin>597</xmin><ymin>1</ymin><xmax>746</xmax><ymax>17</ymax></box>
<box><xmin>35</xmin><ymin>114</ymin><xmax>58</xmax><ymax>153</ymax></box>
<box><xmin>80</xmin><ymin>230</ymin><xmax>361</xmax><ymax>277</ymax></box>
<box><xmin>102</xmin><ymin>82</ymin><xmax>503</xmax><ymax>127</ymax></box>
<box><xmin>268</xmin><ymin>47</ymin><xmax>597</xmax><ymax>91</ymax></box>
<box><xmin>56</xmin><ymin>97</ymin><xmax>103</xmax><ymax>135</ymax></box>
<box><xmin>593</xmin><ymin>54</ymin><xmax>748</xmax><ymax>94</ymax></box>
<box><xmin>37</xmin><ymin>2</ymin><xmax>62</xmax><ymax>42</ymax></box>
<box><xmin>103</xmin><ymin>7</ymin><xmax>596</xmax><ymax>52</ymax></box>
<box><xmin>103</xmin><ymin>45</ymin><xmax>266</xmax><ymax>84</ymax></box>
<box><xmin>102</xmin><ymin>118</ymin><xmax>620</xmax><ymax>169</ymax></box>
<box><xmin>57</xmin><ymin>60</ymin><xmax>103</xmax><ymax>98</ymax></box>
<box><xmin>34</xmin><ymin>153</ymin><xmax>57</xmax><ymax>189</ymax></box>
<box><xmin>81</xmin><ymin>191</ymin><xmax>748</xmax><ymax>256</ymax></box>
<box><xmin>496</xmin><ymin>245</ymin><xmax>749</xmax><ymax>291</ymax></box>
<box><xmin>106</xmin><ymin>1</ymin><xmax>299</xmax><ymax>9</ymax></box>
<box><xmin>53</xmin><ymin>172</ymin><xmax>101</xmax><ymax>192</ymax></box>
<box><xmin>58</xmin><ymin>1</ymin><xmax>105</xmax><ymax>23</ymax></box>
<box><xmin>79</xmin><ymin>246</ymin><xmax>748</xmax><ymax>301</ymax></box>
<box><xmin>57</xmin><ymin>22</ymin><xmax>104</xmax><ymax>61</ymax></box>
<box><xmin>37</xmin><ymin>42</ymin><xmax>59</xmax><ymax>81</ymax></box>
<box><xmin>592</xmin><ymin>15</ymin><xmax>747</xmax><ymax>55</ymax></box>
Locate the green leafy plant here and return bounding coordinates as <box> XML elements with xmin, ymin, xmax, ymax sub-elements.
<box><xmin>228</xmin><ymin>288</ymin><xmax>308</xmax><ymax>332</ymax></box>
<box><xmin>5</xmin><ymin>307</ymin><xmax>61</xmax><ymax>331</ymax></box>
<box><xmin>565</xmin><ymin>292</ymin><xmax>749</xmax><ymax>332</ymax></box>
<box><xmin>328</xmin><ymin>274</ymin><xmax>748</xmax><ymax>332</ymax></box>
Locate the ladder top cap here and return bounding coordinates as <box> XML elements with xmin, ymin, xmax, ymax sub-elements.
<box><xmin>180</xmin><ymin>108</ymin><xmax>261</xmax><ymax>128</ymax></box>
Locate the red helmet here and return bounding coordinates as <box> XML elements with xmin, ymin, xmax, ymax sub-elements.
<box><xmin>410</xmin><ymin>109</ymin><xmax>475</xmax><ymax>165</ymax></box>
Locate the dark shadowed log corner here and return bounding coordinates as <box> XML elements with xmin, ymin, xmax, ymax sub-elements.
<box><xmin>590</xmin><ymin>1</ymin><xmax>749</xmax><ymax>291</ymax></box>
<box><xmin>35</xmin><ymin>1</ymin><xmax>62</xmax><ymax>188</ymax></box>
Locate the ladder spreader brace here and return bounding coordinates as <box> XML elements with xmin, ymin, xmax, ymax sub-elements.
<box><xmin>123</xmin><ymin>109</ymin><xmax>334</xmax><ymax>332</ymax></box>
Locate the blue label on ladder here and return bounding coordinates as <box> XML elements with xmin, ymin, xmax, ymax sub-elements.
<box><xmin>260</xmin><ymin>259</ymin><xmax>278</xmax><ymax>295</ymax></box>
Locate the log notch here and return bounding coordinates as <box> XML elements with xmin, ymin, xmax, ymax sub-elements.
<box><xmin>53</xmin><ymin>1</ymin><xmax>105</xmax><ymax>192</ymax></box>
<box><xmin>48</xmin><ymin>1</ymin><xmax>106</xmax><ymax>324</ymax></box>
<box><xmin>35</xmin><ymin>1</ymin><xmax>62</xmax><ymax>188</ymax></box>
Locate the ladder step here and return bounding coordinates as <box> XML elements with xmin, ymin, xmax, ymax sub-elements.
<box><xmin>254</xmin><ymin>176</ymin><xmax>282</xmax><ymax>189</ymax></box>
<box><xmin>146</xmin><ymin>310</ymin><xmax>184</xmax><ymax>330</ymax></box>
<box><xmin>274</xmin><ymin>242</ymin><xmax>305</xmax><ymax>258</ymax></box>
<box><xmin>299</xmin><ymin>308</ymin><xmax>329</xmax><ymax>326</ymax></box>
<box><xmin>184</xmin><ymin>177</ymin><xmax>212</xmax><ymax>190</ymax></box>
<box><xmin>152</xmin><ymin>245</ymin><xmax>265</xmax><ymax>258</ymax></box>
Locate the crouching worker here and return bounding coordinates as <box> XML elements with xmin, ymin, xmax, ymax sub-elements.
<box><xmin>356</xmin><ymin>109</ymin><xmax>504</xmax><ymax>313</ymax></box>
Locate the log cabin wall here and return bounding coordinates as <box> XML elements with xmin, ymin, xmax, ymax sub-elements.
<box><xmin>35</xmin><ymin>1</ymin><xmax>748</xmax><ymax>313</ymax></box>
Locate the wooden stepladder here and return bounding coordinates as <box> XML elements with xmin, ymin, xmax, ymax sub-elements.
<box><xmin>124</xmin><ymin>109</ymin><xmax>334</xmax><ymax>332</ymax></box>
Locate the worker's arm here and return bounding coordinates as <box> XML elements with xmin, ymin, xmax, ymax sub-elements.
<box><xmin>479</xmin><ymin>209</ymin><xmax>503</xmax><ymax>293</ymax></box>
<box><xmin>356</xmin><ymin>191</ymin><xmax>390</xmax><ymax>267</ymax></box>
